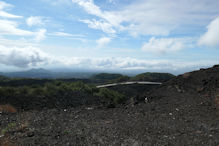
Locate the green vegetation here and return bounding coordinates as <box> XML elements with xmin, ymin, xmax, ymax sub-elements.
<box><xmin>1</xmin><ymin>122</ymin><xmax>16</xmax><ymax>136</ymax></box>
<box><xmin>92</xmin><ymin>73</ymin><xmax>124</xmax><ymax>80</ymax></box>
<box><xmin>91</xmin><ymin>72</ymin><xmax>175</xmax><ymax>84</ymax></box>
<box><xmin>94</xmin><ymin>88</ymin><xmax>125</xmax><ymax>104</ymax></box>
<box><xmin>0</xmin><ymin>80</ymin><xmax>126</xmax><ymax>109</ymax></box>
<box><xmin>91</xmin><ymin>73</ymin><xmax>129</xmax><ymax>83</ymax></box>
<box><xmin>0</xmin><ymin>75</ymin><xmax>10</xmax><ymax>82</ymax></box>
<box><xmin>0</xmin><ymin>71</ymin><xmax>175</xmax><ymax>110</ymax></box>
<box><xmin>0</xmin><ymin>81</ymin><xmax>96</xmax><ymax>97</ymax></box>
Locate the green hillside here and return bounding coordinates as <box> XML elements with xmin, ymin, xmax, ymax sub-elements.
<box><xmin>91</xmin><ymin>73</ymin><xmax>130</xmax><ymax>83</ymax></box>
<box><xmin>131</xmin><ymin>72</ymin><xmax>175</xmax><ymax>82</ymax></box>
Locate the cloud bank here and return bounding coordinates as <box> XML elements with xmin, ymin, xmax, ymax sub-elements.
<box><xmin>0</xmin><ymin>45</ymin><xmax>50</xmax><ymax>68</ymax></box>
<box><xmin>0</xmin><ymin>43</ymin><xmax>216</xmax><ymax>73</ymax></box>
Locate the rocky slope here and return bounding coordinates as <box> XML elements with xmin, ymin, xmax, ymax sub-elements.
<box><xmin>0</xmin><ymin>65</ymin><xmax>219</xmax><ymax>145</ymax></box>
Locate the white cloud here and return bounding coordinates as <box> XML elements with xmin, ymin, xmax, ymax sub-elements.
<box><xmin>0</xmin><ymin>10</ymin><xmax>22</xmax><ymax>18</ymax></box>
<box><xmin>72</xmin><ymin>0</ymin><xmax>102</xmax><ymax>17</ymax></box>
<box><xmin>26</xmin><ymin>16</ymin><xmax>44</xmax><ymax>26</ymax></box>
<box><xmin>35</xmin><ymin>29</ymin><xmax>47</xmax><ymax>42</ymax></box>
<box><xmin>50</xmin><ymin>32</ymin><xmax>84</xmax><ymax>37</ymax></box>
<box><xmin>0</xmin><ymin>41</ymin><xmax>215</xmax><ymax>72</ymax></box>
<box><xmin>0</xmin><ymin>1</ymin><xmax>11</xmax><ymax>9</ymax></box>
<box><xmin>0</xmin><ymin>19</ymin><xmax>33</xmax><ymax>36</ymax></box>
<box><xmin>48</xmin><ymin>32</ymin><xmax>86</xmax><ymax>42</ymax></box>
<box><xmin>80</xmin><ymin>19</ymin><xmax>116</xmax><ymax>34</ymax></box>
<box><xmin>0</xmin><ymin>3</ymin><xmax>46</xmax><ymax>41</ymax></box>
<box><xmin>0</xmin><ymin>45</ymin><xmax>51</xmax><ymax>68</ymax></box>
<box><xmin>141</xmin><ymin>37</ymin><xmax>184</xmax><ymax>54</ymax></box>
<box><xmin>41</xmin><ymin>0</ymin><xmax>72</xmax><ymax>6</ymax></box>
<box><xmin>96</xmin><ymin>37</ymin><xmax>111</xmax><ymax>48</ymax></box>
<box><xmin>52</xmin><ymin>32</ymin><xmax>76</xmax><ymax>37</ymax></box>
<box><xmin>199</xmin><ymin>17</ymin><xmax>219</xmax><ymax>47</ymax></box>
<box><xmin>73</xmin><ymin>0</ymin><xmax>121</xmax><ymax>34</ymax></box>
<box><xmin>0</xmin><ymin>19</ymin><xmax>47</xmax><ymax>42</ymax></box>
<box><xmin>0</xmin><ymin>1</ymin><xmax>22</xmax><ymax>18</ymax></box>
<box><xmin>72</xmin><ymin>0</ymin><xmax>219</xmax><ymax>36</ymax></box>
<box><xmin>108</xmin><ymin>0</ymin><xmax>115</xmax><ymax>4</ymax></box>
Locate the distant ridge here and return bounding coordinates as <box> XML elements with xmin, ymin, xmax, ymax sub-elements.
<box><xmin>0</xmin><ymin>68</ymin><xmax>94</xmax><ymax>79</ymax></box>
<box><xmin>27</xmin><ymin>68</ymin><xmax>51</xmax><ymax>73</ymax></box>
<box><xmin>0</xmin><ymin>68</ymin><xmax>176</xmax><ymax>82</ymax></box>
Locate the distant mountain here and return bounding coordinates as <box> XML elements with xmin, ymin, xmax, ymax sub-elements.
<box><xmin>0</xmin><ymin>68</ymin><xmax>94</xmax><ymax>79</ymax></box>
<box><xmin>27</xmin><ymin>68</ymin><xmax>51</xmax><ymax>73</ymax></box>
<box><xmin>0</xmin><ymin>69</ymin><xmax>175</xmax><ymax>83</ymax></box>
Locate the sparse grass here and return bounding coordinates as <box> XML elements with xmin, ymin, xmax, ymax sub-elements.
<box><xmin>1</xmin><ymin>123</ymin><xmax>16</xmax><ymax>136</ymax></box>
<box><xmin>16</xmin><ymin>122</ymin><xmax>29</xmax><ymax>133</ymax></box>
<box><xmin>0</xmin><ymin>121</ymin><xmax>28</xmax><ymax>146</ymax></box>
<box><xmin>182</xmin><ymin>72</ymin><xmax>191</xmax><ymax>79</ymax></box>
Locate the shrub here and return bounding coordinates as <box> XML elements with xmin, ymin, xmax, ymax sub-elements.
<box><xmin>95</xmin><ymin>88</ymin><xmax>125</xmax><ymax>104</ymax></box>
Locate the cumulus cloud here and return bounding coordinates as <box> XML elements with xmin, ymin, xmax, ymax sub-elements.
<box><xmin>72</xmin><ymin>0</ymin><xmax>219</xmax><ymax>36</ymax></box>
<box><xmin>0</xmin><ymin>45</ymin><xmax>51</xmax><ymax>68</ymax></box>
<box><xmin>199</xmin><ymin>17</ymin><xmax>219</xmax><ymax>47</ymax></box>
<box><xmin>0</xmin><ymin>1</ymin><xmax>22</xmax><ymax>18</ymax></box>
<box><xmin>96</xmin><ymin>37</ymin><xmax>111</xmax><ymax>48</ymax></box>
<box><xmin>141</xmin><ymin>37</ymin><xmax>184</xmax><ymax>54</ymax></box>
<box><xmin>26</xmin><ymin>16</ymin><xmax>44</xmax><ymax>26</ymax></box>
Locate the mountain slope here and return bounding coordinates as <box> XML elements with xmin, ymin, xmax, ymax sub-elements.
<box><xmin>147</xmin><ymin>65</ymin><xmax>219</xmax><ymax>109</ymax></box>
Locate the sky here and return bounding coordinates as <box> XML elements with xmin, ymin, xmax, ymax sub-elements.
<box><xmin>0</xmin><ymin>0</ymin><xmax>219</xmax><ymax>74</ymax></box>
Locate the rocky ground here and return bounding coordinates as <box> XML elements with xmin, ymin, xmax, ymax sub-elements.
<box><xmin>0</xmin><ymin>65</ymin><xmax>219</xmax><ymax>146</ymax></box>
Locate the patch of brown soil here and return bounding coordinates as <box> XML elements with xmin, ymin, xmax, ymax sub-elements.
<box><xmin>0</xmin><ymin>105</ymin><xmax>17</xmax><ymax>114</ymax></box>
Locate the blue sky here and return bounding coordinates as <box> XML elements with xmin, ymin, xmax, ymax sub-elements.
<box><xmin>0</xmin><ymin>0</ymin><xmax>219</xmax><ymax>74</ymax></box>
